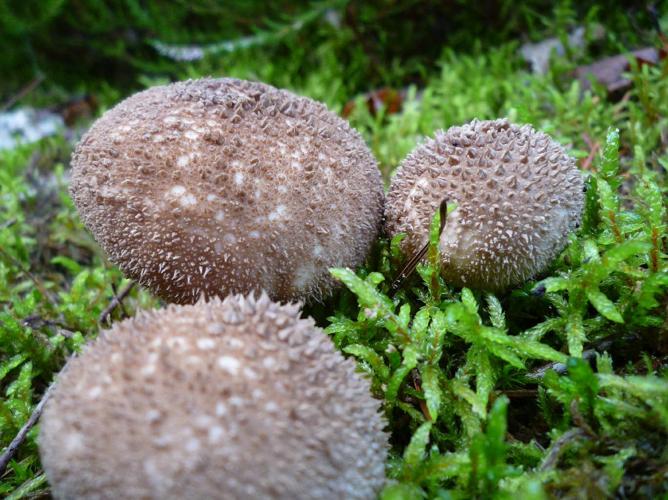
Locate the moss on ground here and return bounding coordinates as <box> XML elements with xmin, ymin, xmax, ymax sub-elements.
<box><xmin>1</xmin><ymin>2</ymin><xmax>667</xmax><ymax>498</ymax></box>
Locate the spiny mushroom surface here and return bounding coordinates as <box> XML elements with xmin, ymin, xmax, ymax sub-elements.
<box><xmin>385</xmin><ymin>119</ymin><xmax>584</xmax><ymax>291</ymax></box>
<box><xmin>39</xmin><ymin>294</ymin><xmax>388</xmax><ymax>500</ymax></box>
<box><xmin>69</xmin><ymin>78</ymin><xmax>384</xmax><ymax>304</ymax></box>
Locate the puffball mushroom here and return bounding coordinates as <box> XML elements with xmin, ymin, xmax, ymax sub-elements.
<box><xmin>385</xmin><ymin>119</ymin><xmax>584</xmax><ymax>291</ymax></box>
<box><xmin>39</xmin><ymin>294</ymin><xmax>388</xmax><ymax>500</ymax></box>
<box><xmin>69</xmin><ymin>78</ymin><xmax>384</xmax><ymax>304</ymax></box>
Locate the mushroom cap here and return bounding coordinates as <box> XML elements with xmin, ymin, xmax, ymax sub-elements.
<box><xmin>39</xmin><ymin>295</ymin><xmax>388</xmax><ymax>499</ymax></box>
<box><xmin>69</xmin><ymin>78</ymin><xmax>384</xmax><ymax>304</ymax></box>
<box><xmin>385</xmin><ymin>119</ymin><xmax>584</xmax><ymax>291</ymax></box>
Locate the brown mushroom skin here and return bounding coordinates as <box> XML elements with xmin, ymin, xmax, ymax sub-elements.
<box><xmin>70</xmin><ymin>78</ymin><xmax>384</xmax><ymax>304</ymax></box>
<box><xmin>386</xmin><ymin>119</ymin><xmax>584</xmax><ymax>291</ymax></box>
<box><xmin>39</xmin><ymin>295</ymin><xmax>388</xmax><ymax>499</ymax></box>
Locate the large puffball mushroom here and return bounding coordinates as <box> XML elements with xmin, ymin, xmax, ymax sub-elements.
<box><xmin>39</xmin><ymin>294</ymin><xmax>388</xmax><ymax>499</ymax></box>
<box><xmin>386</xmin><ymin>119</ymin><xmax>584</xmax><ymax>291</ymax></box>
<box><xmin>69</xmin><ymin>78</ymin><xmax>384</xmax><ymax>304</ymax></box>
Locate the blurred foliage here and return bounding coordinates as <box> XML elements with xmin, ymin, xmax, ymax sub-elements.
<box><xmin>1</xmin><ymin>0</ymin><xmax>668</xmax><ymax>498</ymax></box>
<box><xmin>1</xmin><ymin>0</ymin><xmax>667</xmax><ymax>101</ymax></box>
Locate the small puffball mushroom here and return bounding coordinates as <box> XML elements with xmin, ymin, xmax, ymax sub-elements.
<box><xmin>385</xmin><ymin>119</ymin><xmax>584</xmax><ymax>291</ymax></box>
<box><xmin>70</xmin><ymin>78</ymin><xmax>384</xmax><ymax>304</ymax></box>
<box><xmin>39</xmin><ymin>294</ymin><xmax>388</xmax><ymax>499</ymax></box>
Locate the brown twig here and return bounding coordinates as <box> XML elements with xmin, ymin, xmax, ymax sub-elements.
<box><xmin>1</xmin><ymin>75</ymin><xmax>45</xmax><ymax>111</ymax></box>
<box><xmin>390</xmin><ymin>198</ymin><xmax>448</xmax><ymax>295</ymax></box>
<box><xmin>0</xmin><ymin>358</ymin><xmax>70</xmax><ymax>476</ymax></box>
<box><xmin>0</xmin><ymin>246</ymin><xmax>59</xmax><ymax>309</ymax></box>
<box><xmin>99</xmin><ymin>282</ymin><xmax>135</xmax><ymax>325</ymax></box>
<box><xmin>111</xmin><ymin>282</ymin><xmax>129</xmax><ymax>319</ymax></box>
<box><xmin>539</xmin><ymin>427</ymin><xmax>588</xmax><ymax>471</ymax></box>
<box><xmin>21</xmin><ymin>315</ymin><xmax>76</xmax><ymax>338</ymax></box>
<box><xmin>411</xmin><ymin>370</ymin><xmax>432</xmax><ymax>422</ymax></box>
<box><xmin>0</xmin><ymin>218</ymin><xmax>17</xmax><ymax>230</ymax></box>
<box><xmin>570</xmin><ymin>400</ymin><xmax>597</xmax><ymax>437</ymax></box>
<box><xmin>580</xmin><ymin>133</ymin><xmax>600</xmax><ymax>171</ymax></box>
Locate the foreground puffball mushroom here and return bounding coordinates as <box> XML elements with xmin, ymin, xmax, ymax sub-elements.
<box><xmin>39</xmin><ymin>294</ymin><xmax>388</xmax><ymax>499</ymax></box>
<box><xmin>70</xmin><ymin>78</ymin><xmax>384</xmax><ymax>304</ymax></box>
<box><xmin>386</xmin><ymin>119</ymin><xmax>584</xmax><ymax>291</ymax></box>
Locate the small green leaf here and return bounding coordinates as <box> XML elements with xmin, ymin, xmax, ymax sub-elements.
<box><xmin>597</xmin><ymin>178</ymin><xmax>618</xmax><ymax>215</ymax></box>
<box><xmin>0</xmin><ymin>355</ymin><xmax>27</xmax><ymax>382</ymax></box>
<box><xmin>50</xmin><ymin>256</ymin><xmax>82</xmax><ymax>274</ymax></box>
<box><xmin>461</xmin><ymin>288</ymin><xmax>479</xmax><ymax>316</ymax></box>
<box><xmin>539</xmin><ymin>277</ymin><xmax>569</xmax><ymax>293</ymax></box>
<box><xmin>472</xmin><ymin>347</ymin><xmax>494</xmax><ymax>416</ymax></box>
<box><xmin>398</xmin><ymin>303</ymin><xmax>411</xmax><ymax>330</ymax></box>
<box><xmin>586</xmin><ymin>287</ymin><xmax>624</xmax><ymax>323</ymax></box>
<box><xmin>604</xmin><ymin>240</ymin><xmax>652</xmax><ymax>267</ymax></box>
<box><xmin>485</xmin><ymin>294</ymin><xmax>506</xmax><ymax>330</ymax></box>
<box><xmin>386</xmin><ymin>345</ymin><xmax>420</xmax><ymax>402</ymax></box>
<box><xmin>566</xmin><ymin>313</ymin><xmax>586</xmax><ymax>357</ymax></box>
<box><xmin>420</xmin><ymin>365</ymin><xmax>442</xmax><ymax>421</ymax></box>
<box><xmin>411</xmin><ymin>306</ymin><xmax>431</xmax><ymax>343</ymax></box>
<box><xmin>403</xmin><ymin>421</ymin><xmax>432</xmax><ymax>467</ymax></box>
<box><xmin>600</xmin><ymin>128</ymin><xmax>620</xmax><ymax>183</ymax></box>
<box><xmin>343</xmin><ymin>344</ymin><xmax>390</xmax><ymax>381</ymax></box>
<box><xmin>330</xmin><ymin>268</ymin><xmax>392</xmax><ymax>311</ymax></box>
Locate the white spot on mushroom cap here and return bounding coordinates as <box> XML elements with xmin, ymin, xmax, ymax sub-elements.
<box><xmin>180</xmin><ymin>193</ymin><xmax>197</xmax><ymax>207</ymax></box>
<box><xmin>63</xmin><ymin>432</ymin><xmax>85</xmax><ymax>454</ymax></box>
<box><xmin>185</xmin><ymin>438</ymin><xmax>200</xmax><ymax>453</ymax></box>
<box><xmin>292</xmin><ymin>263</ymin><xmax>317</xmax><ymax>292</ymax></box>
<box><xmin>217</xmin><ymin>355</ymin><xmax>240</xmax><ymax>375</ymax></box>
<box><xmin>87</xmin><ymin>386</ymin><xmax>103</xmax><ymax>399</ymax></box>
<box><xmin>268</xmin><ymin>204</ymin><xmax>287</xmax><ymax>222</ymax></box>
<box><xmin>196</xmin><ymin>338</ymin><xmax>215</xmax><ymax>350</ymax></box>
<box><xmin>208</xmin><ymin>426</ymin><xmax>224</xmax><ymax>443</ymax></box>
<box><xmin>215</xmin><ymin>401</ymin><xmax>227</xmax><ymax>416</ymax></box>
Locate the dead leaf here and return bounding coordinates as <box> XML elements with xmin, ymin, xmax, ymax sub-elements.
<box><xmin>575</xmin><ymin>47</ymin><xmax>661</xmax><ymax>96</ymax></box>
<box><xmin>56</xmin><ymin>95</ymin><xmax>98</xmax><ymax>126</ymax></box>
<box><xmin>342</xmin><ymin>87</ymin><xmax>405</xmax><ymax>118</ymax></box>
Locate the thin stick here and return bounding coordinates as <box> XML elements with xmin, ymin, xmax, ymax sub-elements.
<box><xmin>0</xmin><ymin>247</ymin><xmax>59</xmax><ymax>309</ymax></box>
<box><xmin>1</xmin><ymin>75</ymin><xmax>45</xmax><ymax>111</ymax></box>
<box><xmin>0</xmin><ymin>358</ymin><xmax>70</xmax><ymax>476</ymax></box>
<box><xmin>390</xmin><ymin>198</ymin><xmax>448</xmax><ymax>294</ymax></box>
<box><xmin>580</xmin><ymin>133</ymin><xmax>600</xmax><ymax>171</ymax></box>
<box><xmin>99</xmin><ymin>282</ymin><xmax>135</xmax><ymax>325</ymax></box>
<box><xmin>539</xmin><ymin>428</ymin><xmax>587</xmax><ymax>471</ymax></box>
<box><xmin>0</xmin><ymin>218</ymin><xmax>17</xmax><ymax>230</ymax></box>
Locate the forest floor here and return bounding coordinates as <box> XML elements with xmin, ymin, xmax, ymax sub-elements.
<box><xmin>0</xmin><ymin>6</ymin><xmax>667</xmax><ymax>498</ymax></box>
